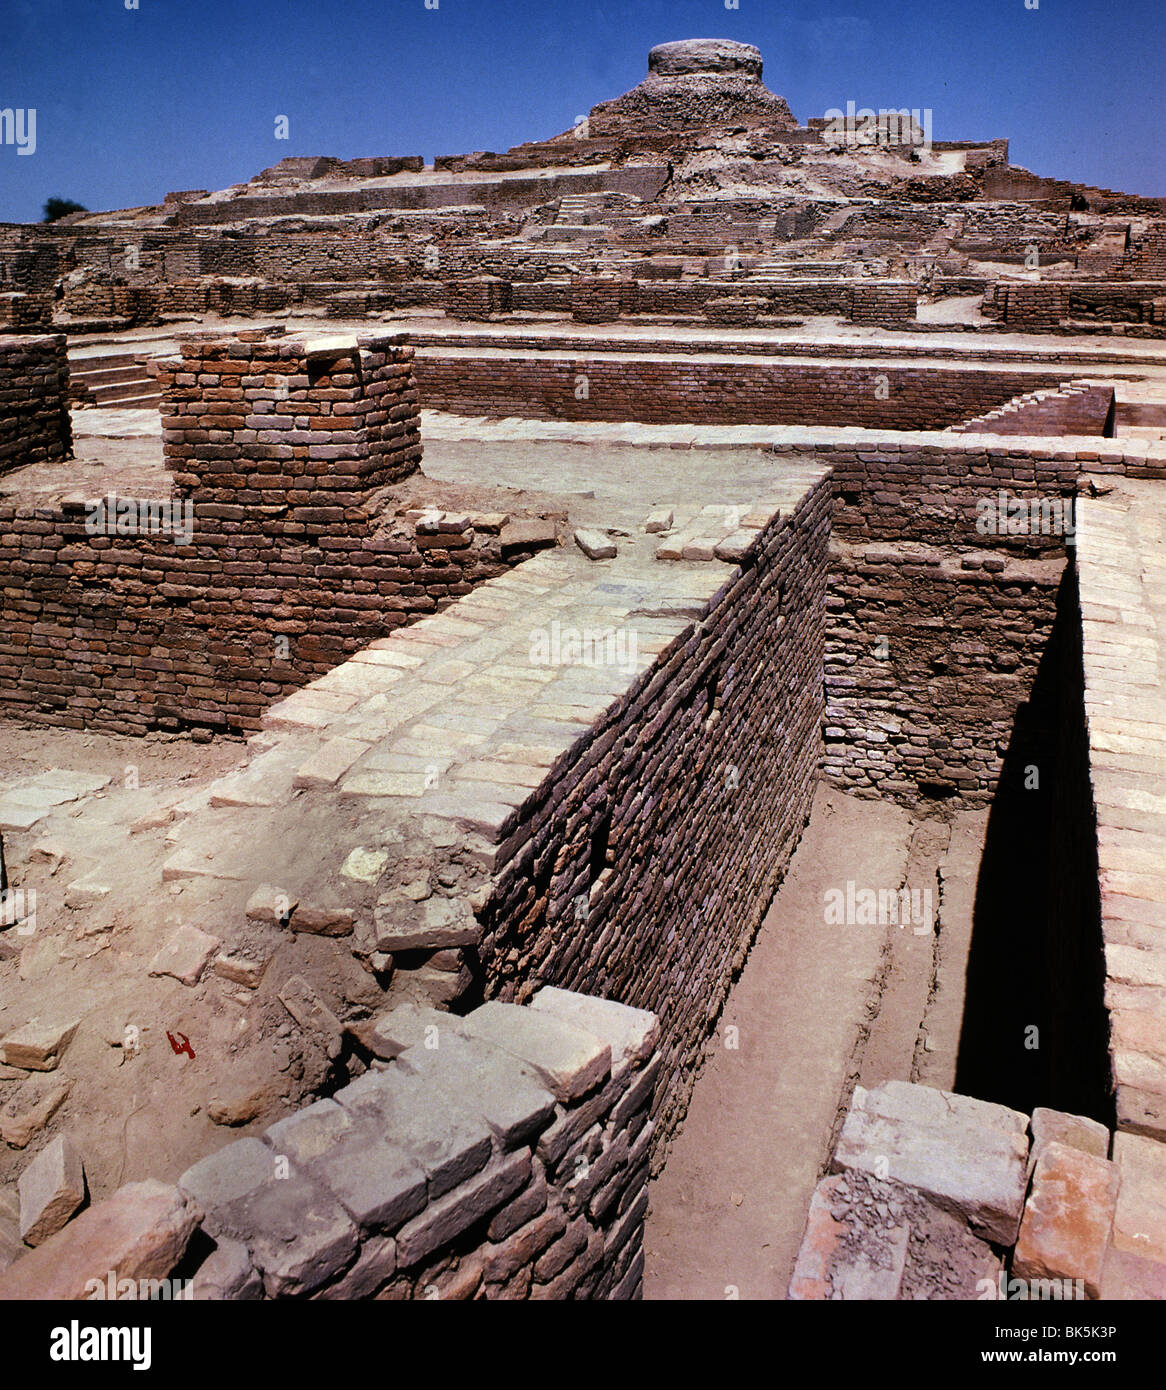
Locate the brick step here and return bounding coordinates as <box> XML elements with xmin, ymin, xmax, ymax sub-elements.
<box><xmin>68</xmin><ymin>351</ymin><xmax>142</xmax><ymax>372</ymax></box>
<box><xmin>95</xmin><ymin>393</ymin><xmax>162</xmax><ymax>410</ymax></box>
<box><xmin>71</xmin><ymin>363</ymin><xmax>149</xmax><ymax>387</ymax></box>
<box><xmin>90</xmin><ymin>379</ymin><xmax>160</xmax><ymax>405</ymax></box>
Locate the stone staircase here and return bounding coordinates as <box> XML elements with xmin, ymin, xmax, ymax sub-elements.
<box><xmin>541</xmin><ymin>193</ymin><xmax>614</xmax><ymax>244</ymax></box>
<box><xmin>68</xmin><ymin>350</ymin><xmax>162</xmax><ymax>410</ymax></box>
<box><xmin>555</xmin><ymin>193</ymin><xmax>607</xmax><ymax>226</ymax></box>
<box><xmin>951</xmin><ymin>380</ymin><xmax>1115</xmax><ymax>437</ymax></box>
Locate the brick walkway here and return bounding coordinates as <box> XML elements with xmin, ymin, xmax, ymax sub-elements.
<box><xmin>1077</xmin><ymin>481</ymin><xmax>1166</xmax><ymax>1143</ymax></box>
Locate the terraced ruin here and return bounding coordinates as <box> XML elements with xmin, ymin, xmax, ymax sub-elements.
<box><xmin>0</xmin><ymin>38</ymin><xmax>1164</xmax><ymax>1303</ymax></box>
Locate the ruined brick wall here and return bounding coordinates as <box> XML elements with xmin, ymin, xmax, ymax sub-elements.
<box><xmin>824</xmin><ymin>544</ymin><xmax>1063</xmax><ymax>805</ymax></box>
<box><xmin>445</xmin><ymin>277</ymin><xmax>513</xmax><ymax>319</ymax></box>
<box><xmin>771</xmin><ymin>437</ymin><xmax>1083</xmax><ymax>805</ymax></box>
<box><xmin>413</xmin><ymin>351</ymin><xmax>1069</xmax><ymax>430</ymax></box>
<box><xmin>0</xmin><ymin>335</ymin><xmax>526</xmax><ymax>734</ymax></box>
<box><xmin>0</xmin><ymin>991</ymin><xmax>659</xmax><ymax>1301</ymax></box>
<box><xmin>510</xmin><ymin>281</ymin><xmax>572</xmax><ymax>314</ymax></box>
<box><xmin>570</xmin><ymin>277</ymin><xmax>635</xmax><ymax>323</ymax></box>
<box><xmin>952</xmin><ymin>383</ymin><xmax>1115</xmax><ymax>437</ymax></box>
<box><xmin>0</xmin><ymin>292</ymin><xmax>52</xmax><ymax>332</ymax></box>
<box><xmin>158</xmin><ymin>332</ymin><xmax>423</xmax><ymax>498</ymax></box>
<box><xmin>1067</xmin><ymin>283</ymin><xmax>1166</xmax><ymax>324</ymax></box>
<box><xmin>848</xmin><ymin>282</ymin><xmax>918</xmax><ymax>324</ymax></box>
<box><xmin>478</xmin><ymin>475</ymin><xmax>831</xmax><ymax>1153</ymax></box>
<box><xmin>627</xmin><ymin>279</ymin><xmax>851</xmax><ymax>318</ymax></box>
<box><xmin>999</xmin><ymin>283</ymin><xmax>1069</xmax><ymax>328</ymax></box>
<box><xmin>0</xmin><ymin>334</ymin><xmax>71</xmax><ymax>479</ymax></box>
<box><xmin>169</xmin><ymin>167</ymin><xmax>669</xmax><ymax>227</ymax></box>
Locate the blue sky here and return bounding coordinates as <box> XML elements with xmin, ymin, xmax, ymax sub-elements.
<box><xmin>0</xmin><ymin>0</ymin><xmax>1162</xmax><ymax>222</ymax></box>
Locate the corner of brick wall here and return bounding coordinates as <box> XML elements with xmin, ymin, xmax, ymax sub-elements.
<box><xmin>0</xmin><ymin>989</ymin><xmax>659</xmax><ymax>1301</ymax></box>
<box><xmin>0</xmin><ymin>332</ymin><xmax>72</xmax><ymax>477</ymax></box>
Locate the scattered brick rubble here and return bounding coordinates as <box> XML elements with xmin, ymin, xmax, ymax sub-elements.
<box><xmin>0</xmin><ymin>989</ymin><xmax>659</xmax><ymax>1300</ymax></box>
<box><xmin>790</xmin><ymin>1082</ymin><xmax>1166</xmax><ymax>1300</ymax></box>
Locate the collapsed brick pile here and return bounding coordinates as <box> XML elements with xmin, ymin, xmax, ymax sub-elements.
<box><xmin>0</xmin><ymin>990</ymin><xmax>660</xmax><ymax>1300</ymax></box>
<box><xmin>790</xmin><ymin>1081</ymin><xmax>1166</xmax><ymax>1300</ymax></box>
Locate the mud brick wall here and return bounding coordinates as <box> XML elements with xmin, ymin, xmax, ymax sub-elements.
<box><xmin>0</xmin><ymin>334</ymin><xmax>71</xmax><ymax>478</ymax></box>
<box><xmin>1000</xmin><ymin>283</ymin><xmax>1069</xmax><ymax>327</ymax></box>
<box><xmin>0</xmin><ymin>335</ymin><xmax>528</xmax><ymax>735</ymax></box>
<box><xmin>824</xmin><ymin>543</ymin><xmax>1064</xmax><ymax>805</ymax></box>
<box><xmin>412</xmin><ymin>351</ymin><xmax>1069</xmax><ymax>430</ymax></box>
<box><xmin>0</xmin><ymin>990</ymin><xmax>659</xmax><ymax>1302</ymax></box>
<box><xmin>478</xmin><ymin>475</ymin><xmax>831</xmax><ymax>1157</ymax></box>
<box><xmin>570</xmin><ymin>278</ymin><xmax>635</xmax><ymax>323</ymax></box>
<box><xmin>849</xmin><ymin>282</ymin><xmax>918</xmax><ymax>324</ymax></box>
<box><xmin>445</xmin><ymin>277</ymin><xmax>512</xmax><ymax>319</ymax></box>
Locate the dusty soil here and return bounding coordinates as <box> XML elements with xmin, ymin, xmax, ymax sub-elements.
<box><xmin>642</xmin><ymin>784</ymin><xmax>988</xmax><ymax>1300</ymax></box>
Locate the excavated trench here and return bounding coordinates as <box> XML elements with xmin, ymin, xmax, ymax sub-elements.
<box><xmin>643</xmin><ymin>555</ymin><xmax>1111</xmax><ymax>1300</ymax></box>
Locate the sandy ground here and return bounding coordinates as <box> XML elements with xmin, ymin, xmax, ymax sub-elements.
<box><xmin>643</xmin><ymin>784</ymin><xmax>987</xmax><ymax>1300</ymax></box>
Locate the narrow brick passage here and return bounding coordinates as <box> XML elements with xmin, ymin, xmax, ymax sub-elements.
<box><xmin>642</xmin><ymin>786</ymin><xmax>987</xmax><ymax>1300</ymax></box>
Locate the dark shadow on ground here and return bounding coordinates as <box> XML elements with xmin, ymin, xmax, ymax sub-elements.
<box><xmin>955</xmin><ymin>561</ymin><xmax>1113</xmax><ymax>1125</ymax></box>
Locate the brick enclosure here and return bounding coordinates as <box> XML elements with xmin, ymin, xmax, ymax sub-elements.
<box><xmin>0</xmin><ymin>334</ymin><xmax>71</xmax><ymax>479</ymax></box>
<box><xmin>0</xmin><ymin>334</ymin><xmax>530</xmax><ymax>734</ymax></box>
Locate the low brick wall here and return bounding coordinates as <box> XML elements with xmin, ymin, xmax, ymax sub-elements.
<box><xmin>0</xmin><ymin>334</ymin><xmax>71</xmax><ymax>478</ymax></box>
<box><xmin>999</xmin><ymin>283</ymin><xmax>1069</xmax><ymax>328</ymax></box>
<box><xmin>0</xmin><ymin>990</ymin><xmax>659</xmax><ymax>1301</ymax></box>
<box><xmin>570</xmin><ymin>277</ymin><xmax>635</xmax><ymax>323</ymax></box>
<box><xmin>413</xmin><ymin>350</ymin><xmax>1069</xmax><ymax>430</ymax></box>
<box><xmin>445</xmin><ymin>277</ymin><xmax>512</xmax><ymax>320</ymax></box>
<box><xmin>849</xmin><ymin>282</ymin><xmax>918</xmax><ymax>324</ymax></box>
<box><xmin>0</xmin><ymin>293</ymin><xmax>51</xmax><ymax>332</ymax></box>
<box><xmin>0</xmin><ymin>334</ymin><xmax>536</xmax><ymax>734</ymax></box>
<box><xmin>479</xmin><ymin>472</ymin><xmax>831</xmax><ymax>1150</ymax></box>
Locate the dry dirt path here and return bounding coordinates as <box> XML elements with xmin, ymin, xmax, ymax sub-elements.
<box><xmin>643</xmin><ymin>784</ymin><xmax>986</xmax><ymax>1300</ymax></box>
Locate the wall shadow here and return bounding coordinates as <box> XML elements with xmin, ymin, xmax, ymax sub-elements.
<box><xmin>955</xmin><ymin>561</ymin><xmax>1113</xmax><ymax>1125</ymax></box>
